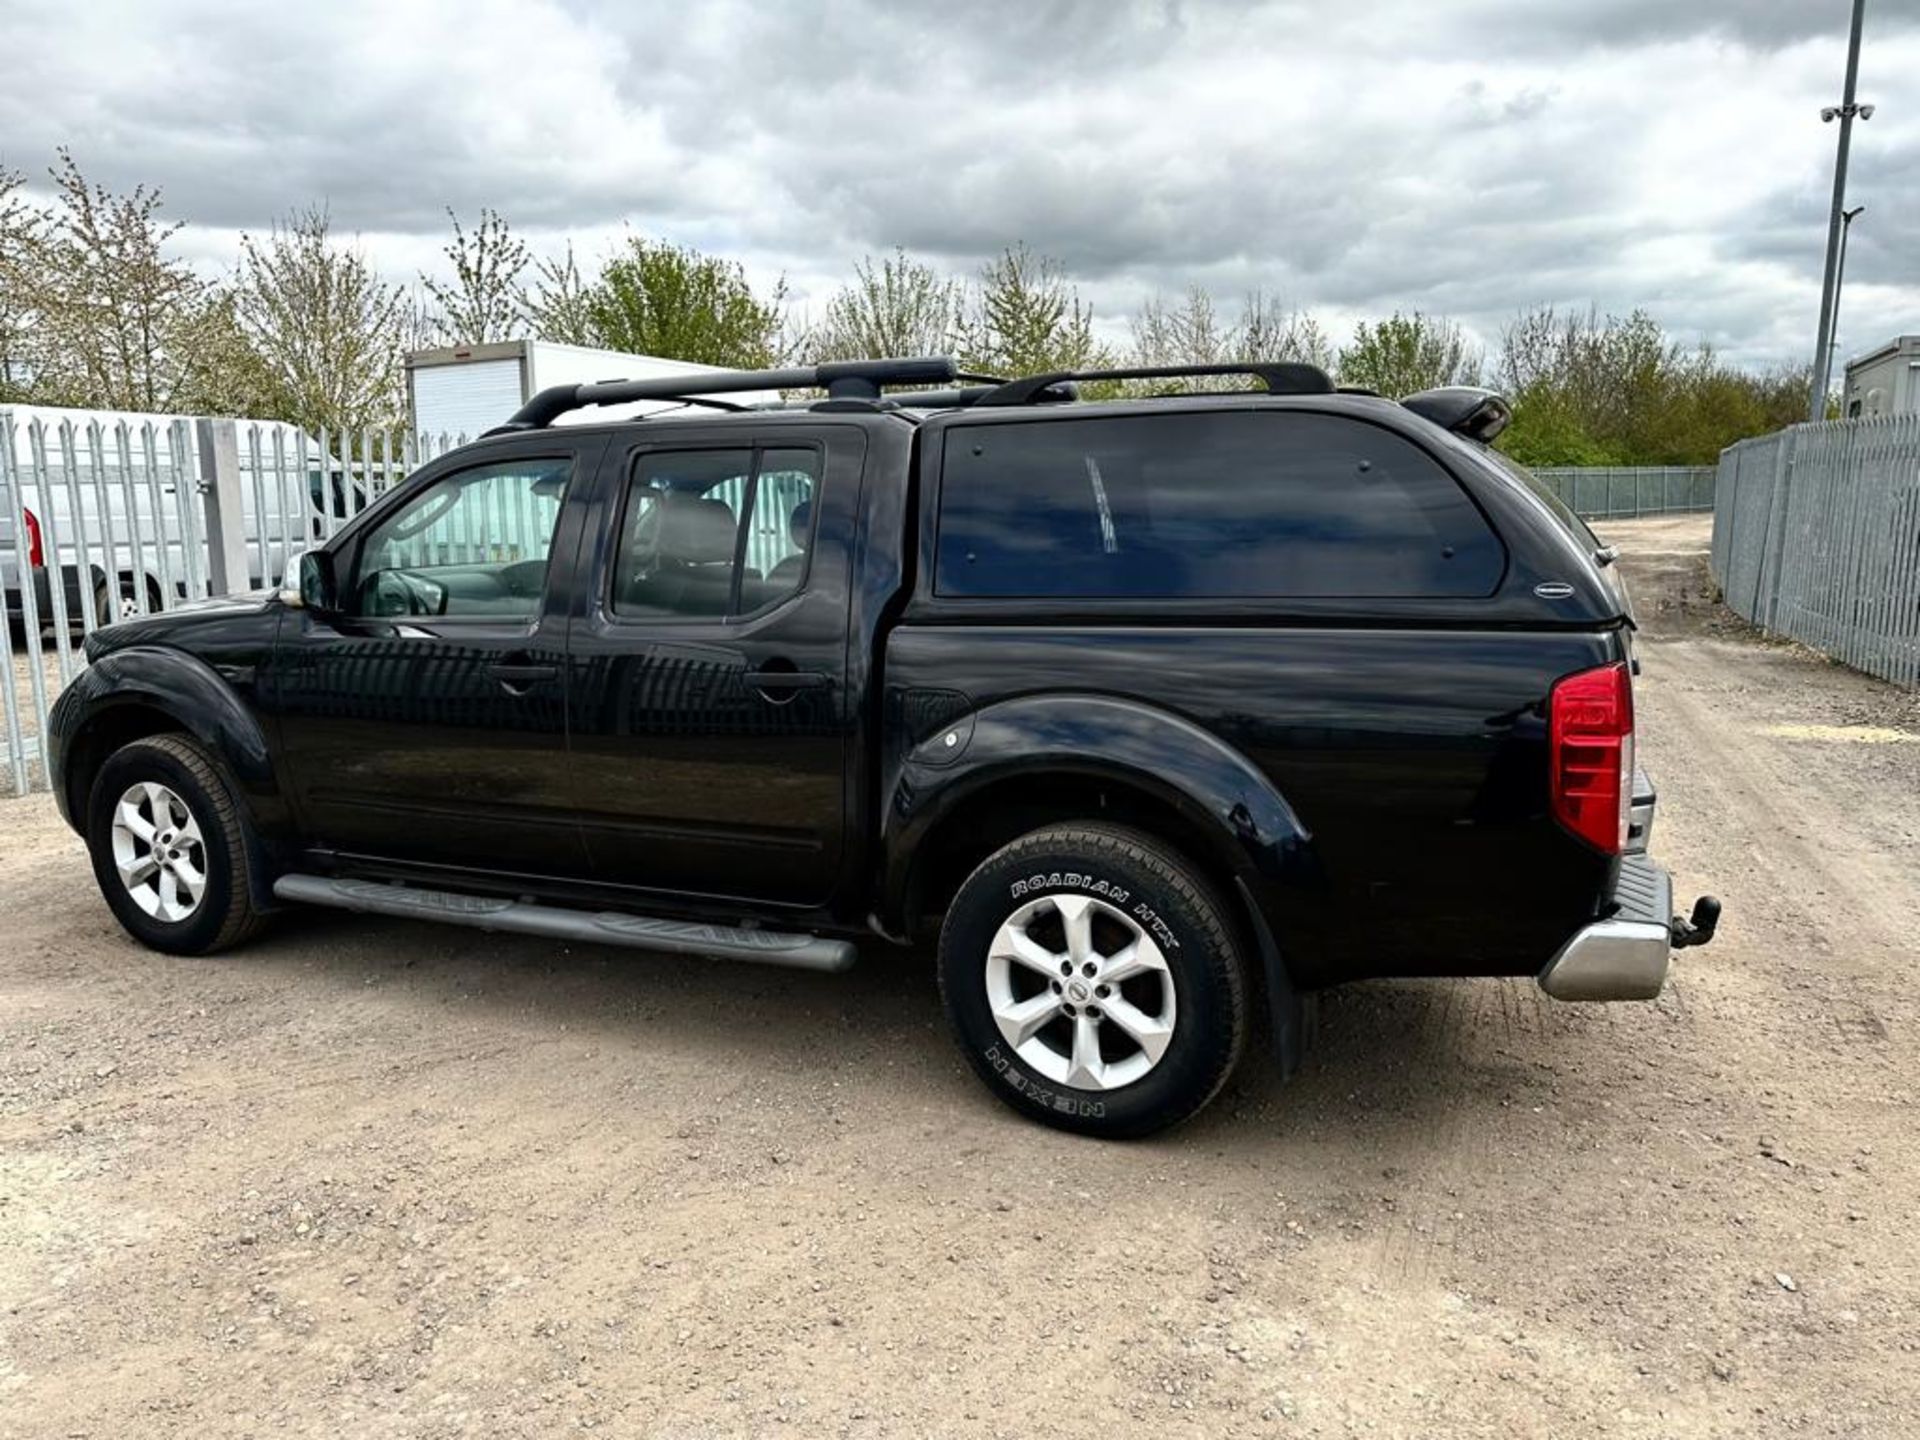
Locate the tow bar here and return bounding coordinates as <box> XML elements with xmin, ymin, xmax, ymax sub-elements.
<box><xmin>1670</xmin><ymin>896</ymin><xmax>1721</xmax><ymax>949</ymax></box>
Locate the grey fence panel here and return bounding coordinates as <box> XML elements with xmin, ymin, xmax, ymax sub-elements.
<box><xmin>1711</xmin><ymin>415</ymin><xmax>1920</xmax><ymax>690</ymax></box>
<box><xmin>1532</xmin><ymin>465</ymin><xmax>1718</xmax><ymax>520</ymax></box>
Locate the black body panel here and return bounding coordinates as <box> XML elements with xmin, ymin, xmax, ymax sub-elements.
<box><xmin>45</xmin><ymin>385</ymin><xmax>1639</xmax><ymax>994</ymax></box>
<box><xmin>561</xmin><ymin>417</ymin><xmax>893</xmax><ymax>906</ymax></box>
<box><xmin>879</xmin><ymin>625</ymin><xmax>1622</xmax><ymax>985</ymax></box>
<box><xmin>257</xmin><ymin>431</ymin><xmax>606</xmax><ymax>878</ymax></box>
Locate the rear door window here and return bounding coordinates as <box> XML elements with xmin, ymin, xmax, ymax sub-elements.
<box><xmin>935</xmin><ymin>411</ymin><xmax>1503</xmax><ymax>600</ymax></box>
<box><xmin>611</xmin><ymin>446</ymin><xmax>821</xmax><ymax>620</ymax></box>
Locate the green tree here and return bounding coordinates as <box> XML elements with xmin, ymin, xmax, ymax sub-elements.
<box><xmin>806</xmin><ymin>249</ymin><xmax>962</xmax><ymax>363</ymax></box>
<box><xmin>583</xmin><ymin>236</ymin><xmax>787</xmax><ymax>368</ymax></box>
<box><xmin>1494</xmin><ymin>305</ymin><xmax>1810</xmax><ymax>466</ymax></box>
<box><xmin>958</xmin><ymin>244</ymin><xmax>1110</xmax><ymax>377</ymax></box>
<box><xmin>170</xmin><ymin>287</ymin><xmax>290</xmax><ymax>419</ymax></box>
<box><xmin>233</xmin><ymin>205</ymin><xmax>409</xmax><ymax>432</ymax></box>
<box><xmin>1336</xmin><ymin>310</ymin><xmax>1480</xmax><ymax>397</ymax></box>
<box><xmin>421</xmin><ymin>207</ymin><xmax>529</xmax><ymax>347</ymax></box>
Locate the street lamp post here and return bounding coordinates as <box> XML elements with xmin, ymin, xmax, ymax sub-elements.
<box><xmin>1827</xmin><ymin>205</ymin><xmax>1865</xmax><ymax>402</ymax></box>
<box><xmin>1808</xmin><ymin>0</ymin><xmax>1875</xmax><ymax>421</ymax></box>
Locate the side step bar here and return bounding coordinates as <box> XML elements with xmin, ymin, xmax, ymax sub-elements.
<box><xmin>272</xmin><ymin>874</ymin><xmax>857</xmax><ymax>973</ymax></box>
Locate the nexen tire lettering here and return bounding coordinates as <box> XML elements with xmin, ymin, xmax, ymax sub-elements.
<box><xmin>984</xmin><ymin>1044</ymin><xmax>1107</xmax><ymax>1118</ymax></box>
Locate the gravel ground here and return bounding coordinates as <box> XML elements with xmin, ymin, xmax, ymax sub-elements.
<box><xmin>3</xmin><ymin>514</ymin><xmax>1918</xmax><ymax>1438</ymax></box>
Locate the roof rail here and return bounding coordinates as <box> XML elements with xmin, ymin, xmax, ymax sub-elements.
<box><xmin>491</xmin><ymin>356</ymin><xmax>963</xmax><ymax>432</ymax></box>
<box><xmin>972</xmin><ymin>362</ymin><xmax>1335</xmax><ymax>408</ymax></box>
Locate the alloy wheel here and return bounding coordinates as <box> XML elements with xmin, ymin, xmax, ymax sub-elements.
<box><xmin>984</xmin><ymin>893</ymin><xmax>1177</xmax><ymax>1091</ymax></box>
<box><xmin>109</xmin><ymin>781</ymin><xmax>207</xmax><ymax>922</ymax></box>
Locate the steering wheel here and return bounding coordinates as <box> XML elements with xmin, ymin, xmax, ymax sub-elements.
<box><xmin>365</xmin><ymin>569</ymin><xmax>448</xmax><ymax>618</ymax></box>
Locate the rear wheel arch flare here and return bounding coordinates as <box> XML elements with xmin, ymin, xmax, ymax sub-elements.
<box><xmin>888</xmin><ymin>692</ymin><xmax>1312</xmax><ymax>928</ymax></box>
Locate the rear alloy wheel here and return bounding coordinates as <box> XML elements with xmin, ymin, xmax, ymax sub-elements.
<box><xmin>86</xmin><ymin>734</ymin><xmax>265</xmax><ymax>955</ymax></box>
<box><xmin>939</xmin><ymin>823</ymin><xmax>1247</xmax><ymax>1138</ymax></box>
<box><xmin>986</xmin><ymin>892</ymin><xmax>1177</xmax><ymax>1092</ymax></box>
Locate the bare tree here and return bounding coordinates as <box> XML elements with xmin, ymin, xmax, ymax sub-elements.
<box><xmin>1127</xmin><ymin>287</ymin><xmax>1334</xmax><ymax>391</ymax></box>
<box><xmin>806</xmin><ymin>250</ymin><xmax>963</xmax><ymax>362</ymax></box>
<box><xmin>0</xmin><ymin>164</ymin><xmax>44</xmax><ymax>399</ymax></box>
<box><xmin>397</xmin><ymin>283</ymin><xmax>440</xmax><ymax>356</ymax></box>
<box><xmin>1130</xmin><ymin>287</ymin><xmax>1230</xmax><ymax>372</ymax></box>
<box><xmin>521</xmin><ymin>242</ymin><xmax>599</xmax><ymax>346</ymax></box>
<box><xmin>1236</xmin><ymin>290</ymin><xmax>1334</xmax><ymax>370</ymax></box>
<box><xmin>421</xmin><ymin>207</ymin><xmax>529</xmax><ymax>346</ymax></box>
<box><xmin>234</xmin><ymin>206</ymin><xmax>408</xmax><ymax>432</ymax></box>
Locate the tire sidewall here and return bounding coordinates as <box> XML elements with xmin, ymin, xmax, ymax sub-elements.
<box><xmin>87</xmin><ymin>741</ymin><xmax>240</xmax><ymax>954</ymax></box>
<box><xmin>940</xmin><ymin>832</ymin><xmax>1240</xmax><ymax>1138</ymax></box>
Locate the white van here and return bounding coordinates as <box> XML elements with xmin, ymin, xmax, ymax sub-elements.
<box><xmin>1</xmin><ymin>405</ymin><xmax>367</xmax><ymax>635</ymax></box>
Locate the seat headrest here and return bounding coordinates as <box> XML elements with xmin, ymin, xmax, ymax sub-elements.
<box><xmin>652</xmin><ymin>494</ymin><xmax>738</xmax><ymax>566</ymax></box>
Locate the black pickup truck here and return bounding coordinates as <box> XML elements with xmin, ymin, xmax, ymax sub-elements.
<box><xmin>47</xmin><ymin>356</ymin><xmax>1717</xmax><ymax>1137</ymax></box>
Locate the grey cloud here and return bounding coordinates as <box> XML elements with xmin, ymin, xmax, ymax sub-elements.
<box><xmin>0</xmin><ymin>0</ymin><xmax>1914</xmax><ymax>370</ymax></box>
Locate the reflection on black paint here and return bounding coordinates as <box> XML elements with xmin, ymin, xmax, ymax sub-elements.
<box><xmin>274</xmin><ymin>634</ymin><xmax>568</xmax><ymax>733</ymax></box>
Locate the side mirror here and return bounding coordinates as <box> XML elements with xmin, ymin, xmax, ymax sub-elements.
<box><xmin>289</xmin><ymin>549</ymin><xmax>339</xmax><ymax>614</ymax></box>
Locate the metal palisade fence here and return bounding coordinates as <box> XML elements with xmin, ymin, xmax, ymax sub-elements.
<box><xmin>1</xmin><ymin>410</ymin><xmax>468</xmax><ymax>794</ymax></box>
<box><xmin>1711</xmin><ymin>414</ymin><xmax>1920</xmax><ymax>689</ymax></box>
<box><xmin>1530</xmin><ymin>465</ymin><xmax>1717</xmax><ymax>520</ymax></box>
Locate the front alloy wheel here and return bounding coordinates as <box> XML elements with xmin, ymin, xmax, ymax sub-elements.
<box><xmin>86</xmin><ymin>734</ymin><xmax>266</xmax><ymax>955</ymax></box>
<box><xmin>109</xmin><ymin>780</ymin><xmax>208</xmax><ymax>922</ymax></box>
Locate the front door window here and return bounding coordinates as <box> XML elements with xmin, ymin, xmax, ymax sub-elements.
<box><xmin>350</xmin><ymin>458</ymin><xmax>571</xmax><ymax>620</ymax></box>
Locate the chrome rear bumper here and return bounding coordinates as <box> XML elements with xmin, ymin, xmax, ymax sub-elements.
<box><xmin>1538</xmin><ymin>853</ymin><xmax>1673</xmax><ymax>1002</ymax></box>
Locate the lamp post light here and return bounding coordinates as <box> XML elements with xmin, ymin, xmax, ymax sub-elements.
<box><xmin>1808</xmin><ymin>0</ymin><xmax>1875</xmax><ymax>421</ymax></box>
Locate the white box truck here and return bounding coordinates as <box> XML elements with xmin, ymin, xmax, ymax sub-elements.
<box><xmin>406</xmin><ymin>340</ymin><xmax>781</xmax><ymax>440</ymax></box>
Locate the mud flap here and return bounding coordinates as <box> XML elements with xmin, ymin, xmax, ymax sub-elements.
<box><xmin>1235</xmin><ymin>876</ymin><xmax>1313</xmax><ymax>1080</ymax></box>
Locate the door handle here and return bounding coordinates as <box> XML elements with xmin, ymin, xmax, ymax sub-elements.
<box><xmin>742</xmin><ymin>668</ymin><xmax>831</xmax><ymax>691</ymax></box>
<box><xmin>489</xmin><ymin>658</ymin><xmax>558</xmax><ymax>692</ymax></box>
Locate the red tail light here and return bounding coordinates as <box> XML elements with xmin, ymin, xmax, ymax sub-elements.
<box><xmin>23</xmin><ymin>506</ymin><xmax>44</xmax><ymax>569</ymax></box>
<box><xmin>1549</xmin><ymin>661</ymin><xmax>1633</xmax><ymax>854</ymax></box>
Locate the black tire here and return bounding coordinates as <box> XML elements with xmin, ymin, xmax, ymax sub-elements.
<box><xmin>85</xmin><ymin>734</ymin><xmax>266</xmax><ymax>956</ymax></box>
<box><xmin>937</xmin><ymin>823</ymin><xmax>1247</xmax><ymax>1139</ymax></box>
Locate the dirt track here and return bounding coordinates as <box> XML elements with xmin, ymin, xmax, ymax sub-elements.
<box><xmin>3</xmin><ymin>515</ymin><xmax>1918</xmax><ymax>1438</ymax></box>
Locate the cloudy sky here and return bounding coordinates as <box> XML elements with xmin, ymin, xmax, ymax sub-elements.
<box><xmin>3</xmin><ymin>0</ymin><xmax>1915</xmax><ymax>370</ymax></box>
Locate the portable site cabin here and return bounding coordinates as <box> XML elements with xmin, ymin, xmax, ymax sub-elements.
<box><xmin>405</xmin><ymin>341</ymin><xmax>783</xmax><ymax>442</ymax></box>
<box><xmin>1843</xmin><ymin>335</ymin><xmax>1920</xmax><ymax>419</ymax></box>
